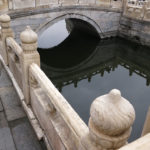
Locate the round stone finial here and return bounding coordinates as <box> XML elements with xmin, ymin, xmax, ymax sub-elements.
<box><xmin>90</xmin><ymin>89</ymin><xmax>135</xmax><ymax>136</ymax></box>
<box><xmin>109</xmin><ymin>89</ymin><xmax>121</xmax><ymax>102</ymax></box>
<box><xmin>0</xmin><ymin>14</ymin><xmax>10</xmax><ymax>23</ymax></box>
<box><xmin>20</xmin><ymin>26</ymin><xmax>37</xmax><ymax>44</ymax></box>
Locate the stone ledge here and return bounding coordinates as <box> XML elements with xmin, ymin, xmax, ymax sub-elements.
<box><xmin>0</xmin><ymin>112</ymin><xmax>16</xmax><ymax>150</ymax></box>
<box><xmin>8</xmin><ymin>5</ymin><xmax>122</xmax><ymax>19</ymax></box>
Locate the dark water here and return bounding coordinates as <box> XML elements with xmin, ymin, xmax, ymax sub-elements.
<box><xmin>38</xmin><ymin>19</ymin><xmax>150</xmax><ymax>142</ymax></box>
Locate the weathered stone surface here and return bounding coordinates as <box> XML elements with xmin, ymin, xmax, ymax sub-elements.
<box><xmin>0</xmin><ymin>88</ymin><xmax>26</xmax><ymax>121</ymax></box>
<box><xmin>12</xmin><ymin>0</ymin><xmax>35</xmax><ymax>9</ymax></box>
<box><xmin>20</xmin><ymin>26</ymin><xmax>40</xmax><ymax>104</ymax></box>
<box><xmin>79</xmin><ymin>0</ymin><xmax>95</xmax><ymax>5</ymax></box>
<box><xmin>0</xmin><ymin>0</ymin><xmax>8</xmax><ymax>11</ymax></box>
<box><xmin>60</xmin><ymin>0</ymin><xmax>78</xmax><ymax>5</ymax></box>
<box><xmin>36</xmin><ymin>0</ymin><xmax>57</xmax><ymax>6</ymax></box>
<box><xmin>0</xmin><ymin>68</ymin><xmax>12</xmax><ymax>88</ymax></box>
<box><xmin>0</xmin><ymin>99</ymin><xmax>3</xmax><ymax>112</ymax></box>
<box><xmin>119</xmin><ymin>16</ymin><xmax>150</xmax><ymax>46</ymax></box>
<box><xmin>81</xmin><ymin>89</ymin><xmax>135</xmax><ymax>150</ymax></box>
<box><xmin>10</xmin><ymin>118</ymin><xmax>44</xmax><ymax>150</ymax></box>
<box><xmin>0</xmin><ymin>64</ymin><xmax>46</xmax><ymax>150</ymax></box>
<box><xmin>0</xmin><ymin>14</ymin><xmax>14</xmax><ymax>65</ymax></box>
<box><xmin>0</xmin><ymin>112</ymin><xmax>16</xmax><ymax>150</ymax></box>
<box><xmin>119</xmin><ymin>133</ymin><xmax>150</xmax><ymax>150</ymax></box>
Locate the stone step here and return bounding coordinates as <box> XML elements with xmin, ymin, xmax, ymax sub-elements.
<box><xmin>9</xmin><ymin>118</ymin><xmax>45</xmax><ymax>150</ymax></box>
<box><xmin>0</xmin><ymin>87</ymin><xmax>26</xmax><ymax>121</ymax></box>
<box><xmin>0</xmin><ymin>67</ymin><xmax>12</xmax><ymax>88</ymax></box>
<box><xmin>0</xmin><ymin>100</ymin><xmax>3</xmax><ymax>112</ymax></box>
<box><xmin>0</xmin><ymin>59</ymin><xmax>48</xmax><ymax>150</ymax></box>
<box><xmin>0</xmin><ymin>112</ymin><xmax>16</xmax><ymax>150</ymax></box>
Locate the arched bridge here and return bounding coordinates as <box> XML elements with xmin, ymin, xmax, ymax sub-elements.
<box><xmin>0</xmin><ymin>0</ymin><xmax>150</xmax><ymax>45</ymax></box>
<box><xmin>0</xmin><ymin>0</ymin><xmax>123</xmax><ymax>41</ymax></box>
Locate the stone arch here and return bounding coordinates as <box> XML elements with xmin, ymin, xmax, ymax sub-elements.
<box><xmin>36</xmin><ymin>13</ymin><xmax>103</xmax><ymax>38</ymax></box>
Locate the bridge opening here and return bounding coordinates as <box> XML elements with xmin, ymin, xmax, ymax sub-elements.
<box><xmin>38</xmin><ymin>18</ymin><xmax>100</xmax><ymax>68</ymax></box>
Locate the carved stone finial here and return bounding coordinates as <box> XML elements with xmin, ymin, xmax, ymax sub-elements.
<box><xmin>0</xmin><ymin>14</ymin><xmax>10</xmax><ymax>23</ymax></box>
<box><xmin>0</xmin><ymin>14</ymin><xmax>11</xmax><ymax>29</ymax></box>
<box><xmin>20</xmin><ymin>26</ymin><xmax>38</xmax><ymax>52</ymax></box>
<box><xmin>89</xmin><ymin>89</ymin><xmax>135</xmax><ymax>149</ymax></box>
<box><xmin>0</xmin><ymin>14</ymin><xmax>13</xmax><ymax>65</ymax></box>
<box><xmin>20</xmin><ymin>26</ymin><xmax>37</xmax><ymax>44</ymax></box>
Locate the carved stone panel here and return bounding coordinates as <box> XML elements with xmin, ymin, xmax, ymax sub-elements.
<box><xmin>12</xmin><ymin>0</ymin><xmax>35</xmax><ymax>9</ymax></box>
<box><xmin>36</xmin><ymin>0</ymin><xmax>58</xmax><ymax>7</ymax></box>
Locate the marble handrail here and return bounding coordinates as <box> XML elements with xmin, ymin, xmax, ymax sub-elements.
<box><xmin>119</xmin><ymin>133</ymin><xmax>150</xmax><ymax>150</ymax></box>
<box><xmin>29</xmin><ymin>63</ymin><xmax>89</xmax><ymax>139</ymax></box>
<box><xmin>6</xmin><ymin>37</ymin><xmax>23</xmax><ymax>58</ymax></box>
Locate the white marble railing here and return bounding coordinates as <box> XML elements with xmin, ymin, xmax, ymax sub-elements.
<box><xmin>6</xmin><ymin>37</ymin><xmax>23</xmax><ymax>89</ymax></box>
<box><xmin>124</xmin><ymin>0</ymin><xmax>150</xmax><ymax>20</ymax></box>
<box><xmin>7</xmin><ymin>0</ymin><xmax>122</xmax><ymax>10</ymax></box>
<box><xmin>29</xmin><ymin>63</ymin><xmax>88</xmax><ymax>149</ymax></box>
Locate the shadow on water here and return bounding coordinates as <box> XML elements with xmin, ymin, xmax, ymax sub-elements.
<box><xmin>38</xmin><ymin>19</ymin><xmax>150</xmax><ymax>142</ymax></box>
<box><xmin>38</xmin><ymin>18</ymin><xmax>99</xmax><ymax>68</ymax></box>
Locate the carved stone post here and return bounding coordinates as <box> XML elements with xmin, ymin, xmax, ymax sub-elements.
<box><xmin>142</xmin><ymin>1</ymin><xmax>148</xmax><ymax>20</ymax></box>
<box><xmin>81</xmin><ymin>89</ymin><xmax>135</xmax><ymax>150</ymax></box>
<box><xmin>20</xmin><ymin>26</ymin><xmax>40</xmax><ymax>104</ymax></box>
<box><xmin>123</xmin><ymin>0</ymin><xmax>128</xmax><ymax>14</ymax></box>
<box><xmin>0</xmin><ymin>14</ymin><xmax>13</xmax><ymax>65</ymax></box>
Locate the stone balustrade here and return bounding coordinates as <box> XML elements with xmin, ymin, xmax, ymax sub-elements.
<box><xmin>5</xmin><ymin>0</ymin><xmax>123</xmax><ymax>10</ymax></box>
<box><xmin>124</xmin><ymin>0</ymin><xmax>150</xmax><ymax>21</ymax></box>
<box><xmin>0</xmin><ymin>0</ymin><xmax>7</xmax><ymax>12</ymax></box>
<box><xmin>0</xmin><ymin>14</ymin><xmax>150</xmax><ymax>150</ymax></box>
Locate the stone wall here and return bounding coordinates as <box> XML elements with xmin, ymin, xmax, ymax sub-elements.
<box><xmin>119</xmin><ymin>16</ymin><xmax>150</xmax><ymax>46</ymax></box>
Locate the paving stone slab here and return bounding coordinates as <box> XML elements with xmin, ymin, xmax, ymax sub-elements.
<box><xmin>0</xmin><ymin>88</ymin><xmax>26</xmax><ymax>121</ymax></box>
<box><xmin>0</xmin><ymin>68</ymin><xmax>12</xmax><ymax>88</ymax></box>
<box><xmin>10</xmin><ymin>118</ymin><xmax>44</xmax><ymax>150</ymax></box>
<box><xmin>0</xmin><ymin>112</ymin><xmax>16</xmax><ymax>150</ymax></box>
<box><xmin>0</xmin><ymin>99</ymin><xmax>3</xmax><ymax>112</ymax></box>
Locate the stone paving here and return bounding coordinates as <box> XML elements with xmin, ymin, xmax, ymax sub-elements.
<box><xmin>0</xmin><ymin>62</ymin><xmax>46</xmax><ymax>150</ymax></box>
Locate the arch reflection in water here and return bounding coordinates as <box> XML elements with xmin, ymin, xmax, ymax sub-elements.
<box><xmin>38</xmin><ymin>18</ymin><xmax>100</xmax><ymax>68</ymax></box>
<box><xmin>38</xmin><ymin>18</ymin><xmax>150</xmax><ymax>143</ymax></box>
<box><xmin>38</xmin><ymin>20</ymin><xmax>70</xmax><ymax>49</ymax></box>
<box><xmin>52</xmin><ymin>38</ymin><xmax>150</xmax><ymax>142</ymax></box>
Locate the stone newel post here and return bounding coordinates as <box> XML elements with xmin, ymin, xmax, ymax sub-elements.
<box><xmin>142</xmin><ymin>1</ymin><xmax>148</xmax><ymax>19</ymax></box>
<box><xmin>0</xmin><ymin>14</ymin><xmax>13</xmax><ymax>65</ymax></box>
<box><xmin>20</xmin><ymin>26</ymin><xmax>40</xmax><ymax>104</ymax></box>
<box><xmin>82</xmin><ymin>89</ymin><xmax>135</xmax><ymax>150</ymax></box>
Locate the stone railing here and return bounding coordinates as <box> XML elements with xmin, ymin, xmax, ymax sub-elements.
<box><xmin>0</xmin><ymin>14</ymin><xmax>150</xmax><ymax>150</ymax></box>
<box><xmin>124</xmin><ymin>0</ymin><xmax>150</xmax><ymax>21</ymax></box>
<box><xmin>6</xmin><ymin>0</ymin><xmax>122</xmax><ymax>10</ymax></box>
<box><xmin>0</xmin><ymin>0</ymin><xmax>8</xmax><ymax>12</ymax></box>
<box><xmin>6</xmin><ymin>37</ymin><xmax>23</xmax><ymax>89</ymax></box>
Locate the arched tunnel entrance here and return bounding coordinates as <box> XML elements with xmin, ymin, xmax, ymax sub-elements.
<box><xmin>38</xmin><ymin>18</ymin><xmax>100</xmax><ymax>69</ymax></box>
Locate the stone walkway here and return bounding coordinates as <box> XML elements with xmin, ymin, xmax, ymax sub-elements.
<box><xmin>0</xmin><ymin>62</ymin><xmax>46</xmax><ymax>150</ymax></box>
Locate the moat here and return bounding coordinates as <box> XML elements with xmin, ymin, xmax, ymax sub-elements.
<box><xmin>38</xmin><ymin>19</ymin><xmax>150</xmax><ymax>142</ymax></box>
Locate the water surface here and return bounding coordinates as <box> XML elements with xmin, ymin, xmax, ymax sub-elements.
<box><xmin>38</xmin><ymin>19</ymin><xmax>150</xmax><ymax>142</ymax></box>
